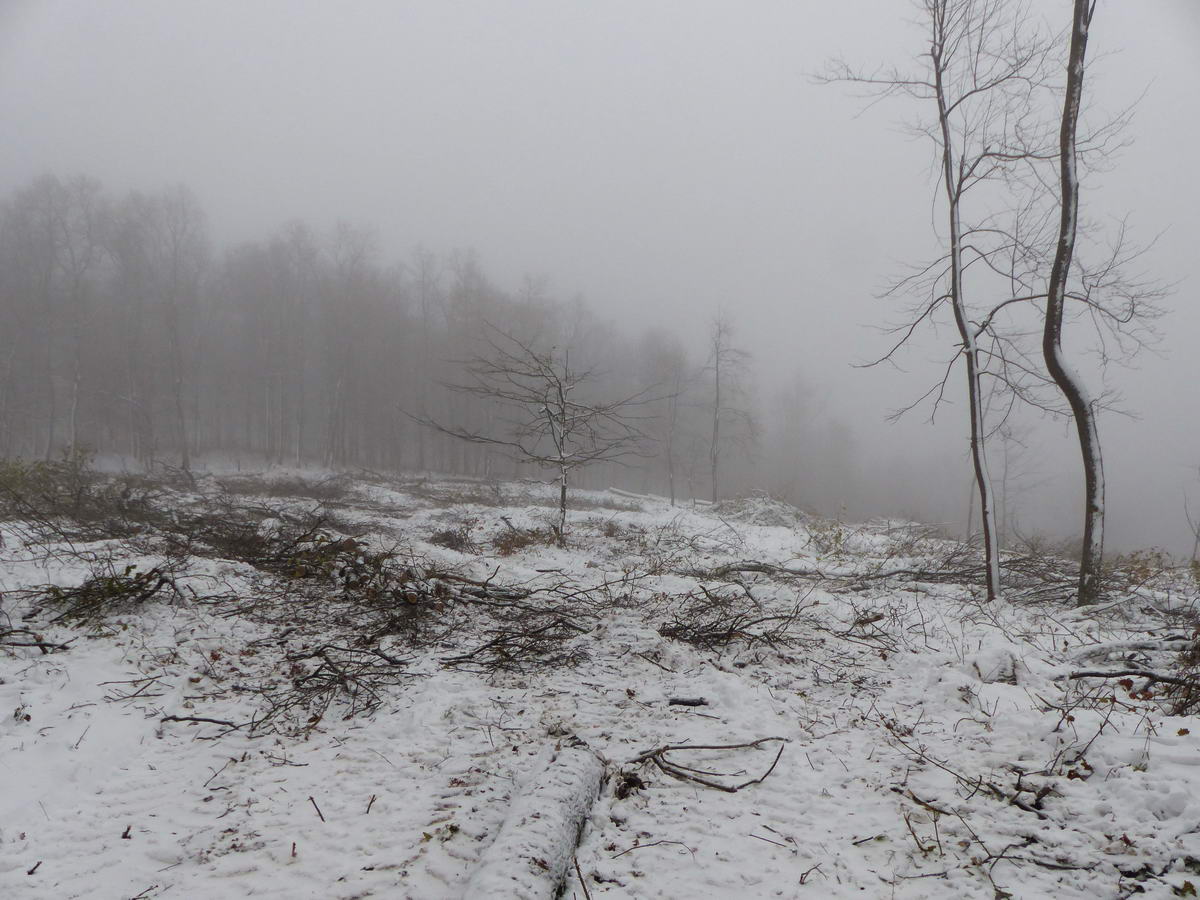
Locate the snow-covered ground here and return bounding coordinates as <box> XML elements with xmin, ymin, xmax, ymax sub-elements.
<box><xmin>3</xmin><ymin>470</ymin><xmax>1200</xmax><ymax>899</ymax></box>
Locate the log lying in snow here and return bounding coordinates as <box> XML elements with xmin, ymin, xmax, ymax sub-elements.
<box><xmin>463</xmin><ymin>738</ymin><xmax>604</xmax><ymax>899</ymax></box>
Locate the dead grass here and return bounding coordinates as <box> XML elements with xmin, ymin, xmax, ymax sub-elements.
<box><xmin>428</xmin><ymin>518</ymin><xmax>480</xmax><ymax>553</ymax></box>
<box><xmin>493</xmin><ymin>527</ymin><xmax>552</xmax><ymax>556</ymax></box>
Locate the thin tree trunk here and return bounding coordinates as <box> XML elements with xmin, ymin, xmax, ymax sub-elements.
<box><xmin>667</xmin><ymin>432</ymin><xmax>676</xmax><ymax>507</ymax></box>
<box><xmin>67</xmin><ymin>274</ymin><xmax>85</xmax><ymax>457</ymax></box>
<box><xmin>43</xmin><ymin>342</ymin><xmax>56</xmax><ymax>460</ymax></box>
<box><xmin>1044</xmin><ymin>0</ymin><xmax>1103</xmax><ymax>605</ymax></box>
<box><xmin>965</xmin><ymin>472</ymin><xmax>975</xmax><ymax>542</ymax></box>
<box><xmin>68</xmin><ymin>337</ymin><xmax>81</xmax><ymax>456</ymax></box>
<box><xmin>932</xmin><ymin>16</ymin><xmax>1000</xmax><ymax>601</ymax></box>
<box><xmin>169</xmin><ymin>316</ymin><xmax>190</xmax><ymax>472</ymax></box>
<box><xmin>325</xmin><ymin>374</ymin><xmax>344</xmax><ymax>468</ymax></box>
<box><xmin>710</xmin><ymin>351</ymin><xmax>721</xmax><ymax>503</ymax></box>
<box><xmin>558</xmin><ymin>464</ymin><xmax>568</xmax><ymax>548</ymax></box>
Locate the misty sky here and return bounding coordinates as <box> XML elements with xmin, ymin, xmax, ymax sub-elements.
<box><xmin>2</xmin><ymin>0</ymin><xmax>1197</xmax><ymax>552</ymax></box>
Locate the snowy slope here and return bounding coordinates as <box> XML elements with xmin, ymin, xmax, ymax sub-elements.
<box><xmin>3</xmin><ymin>472</ymin><xmax>1200</xmax><ymax>899</ymax></box>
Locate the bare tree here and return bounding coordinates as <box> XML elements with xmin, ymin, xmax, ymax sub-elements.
<box><xmin>1043</xmin><ymin>0</ymin><xmax>1102</xmax><ymax>604</ymax></box>
<box><xmin>417</xmin><ymin>327</ymin><xmax>649</xmax><ymax>546</ymax></box>
<box><xmin>823</xmin><ymin>0</ymin><xmax>1068</xmax><ymax>601</ymax></box>
<box><xmin>968</xmin><ymin>0</ymin><xmax>1163</xmax><ymax>602</ymax></box>
<box><xmin>0</xmin><ymin>176</ymin><xmax>64</xmax><ymax>458</ymax></box>
<box><xmin>155</xmin><ymin>185</ymin><xmax>209</xmax><ymax>473</ymax></box>
<box><xmin>636</xmin><ymin>330</ymin><xmax>693</xmax><ymax>505</ymax></box>
<box><xmin>55</xmin><ymin>176</ymin><xmax>108</xmax><ymax>458</ymax></box>
<box><xmin>706</xmin><ymin>312</ymin><xmax>755</xmax><ymax>503</ymax></box>
<box><xmin>323</xmin><ymin>222</ymin><xmax>378</xmax><ymax>468</ymax></box>
<box><xmin>410</xmin><ymin>246</ymin><xmax>443</xmax><ymax>473</ymax></box>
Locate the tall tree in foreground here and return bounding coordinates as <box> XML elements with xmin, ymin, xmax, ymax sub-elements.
<box><xmin>1044</xmin><ymin>0</ymin><xmax>1102</xmax><ymax>604</ymax></box>
<box><xmin>823</xmin><ymin>0</ymin><xmax>1060</xmax><ymax>600</ymax></box>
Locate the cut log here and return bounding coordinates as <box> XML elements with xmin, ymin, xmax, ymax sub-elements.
<box><xmin>462</xmin><ymin>738</ymin><xmax>604</xmax><ymax>899</ymax></box>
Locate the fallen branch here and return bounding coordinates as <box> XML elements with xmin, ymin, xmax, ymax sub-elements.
<box><xmin>1067</xmin><ymin>669</ymin><xmax>1197</xmax><ymax>688</ymax></box>
<box><xmin>629</xmin><ymin>737</ymin><xmax>787</xmax><ymax>793</ymax></box>
<box><xmin>160</xmin><ymin>714</ymin><xmax>245</xmax><ymax>730</ymax></box>
<box><xmin>610</xmin><ymin>839</ymin><xmax>697</xmax><ymax>859</ymax></box>
<box><xmin>0</xmin><ymin>629</ymin><xmax>73</xmax><ymax>654</ymax></box>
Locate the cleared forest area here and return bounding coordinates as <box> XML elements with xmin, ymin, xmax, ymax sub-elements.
<box><xmin>3</xmin><ymin>465</ymin><xmax>1200</xmax><ymax>898</ymax></box>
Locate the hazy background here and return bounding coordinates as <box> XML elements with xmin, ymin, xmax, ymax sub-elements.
<box><xmin>1</xmin><ymin>0</ymin><xmax>1196</xmax><ymax>553</ymax></box>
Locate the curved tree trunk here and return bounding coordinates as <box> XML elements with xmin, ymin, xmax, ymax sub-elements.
<box><xmin>1044</xmin><ymin>0</ymin><xmax>1103</xmax><ymax>605</ymax></box>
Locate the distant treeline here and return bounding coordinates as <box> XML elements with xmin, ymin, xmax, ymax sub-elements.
<box><xmin>0</xmin><ymin>173</ymin><xmax>866</xmax><ymax>509</ymax></box>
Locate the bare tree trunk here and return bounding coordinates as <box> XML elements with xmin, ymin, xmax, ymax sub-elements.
<box><xmin>167</xmin><ymin>304</ymin><xmax>190</xmax><ymax>472</ymax></box>
<box><xmin>551</xmin><ymin>359</ymin><xmax>570</xmax><ymax>547</ymax></box>
<box><xmin>67</xmin><ymin>274</ymin><xmax>87</xmax><ymax>457</ymax></box>
<box><xmin>43</xmin><ymin>343</ymin><xmax>56</xmax><ymax>460</ymax></box>
<box><xmin>965</xmin><ymin>472</ymin><xmax>975</xmax><ymax>542</ymax></box>
<box><xmin>710</xmin><ymin>345</ymin><xmax>721</xmax><ymax>503</ymax></box>
<box><xmin>0</xmin><ymin>346</ymin><xmax>14</xmax><ymax>456</ymax></box>
<box><xmin>666</xmin><ymin>428</ymin><xmax>676</xmax><ymax>507</ymax></box>
<box><xmin>68</xmin><ymin>329</ymin><xmax>81</xmax><ymax>457</ymax></box>
<box><xmin>325</xmin><ymin>374</ymin><xmax>345</xmax><ymax>468</ymax></box>
<box><xmin>558</xmin><ymin>463</ymin><xmax>568</xmax><ymax>548</ymax></box>
<box><xmin>932</xmin><ymin>19</ymin><xmax>1000</xmax><ymax>602</ymax></box>
<box><xmin>1044</xmin><ymin>0</ymin><xmax>1103</xmax><ymax>605</ymax></box>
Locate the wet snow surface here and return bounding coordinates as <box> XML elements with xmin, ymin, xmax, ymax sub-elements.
<box><xmin>3</xmin><ymin>472</ymin><xmax>1200</xmax><ymax>898</ymax></box>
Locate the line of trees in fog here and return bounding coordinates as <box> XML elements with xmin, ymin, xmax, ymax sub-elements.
<box><xmin>0</xmin><ymin>172</ymin><xmax>866</xmax><ymax>511</ymax></box>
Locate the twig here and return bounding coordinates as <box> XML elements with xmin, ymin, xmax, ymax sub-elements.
<box><xmin>574</xmin><ymin>855</ymin><xmax>594</xmax><ymax>900</ymax></box>
<box><xmin>308</xmin><ymin>795</ymin><xmax>326</xmax><ymax>822</ymax></box>
<box><xmin>161</xmin><ymin>714</ymin><xmax>244</xmax><ymax>730</ymax></box>
<box><xmin>611</xmin><ymin>839</ymin><xmax>696</xmax><ymax>860</ymax></box>
<box><xmin>203</xmin><ymin>759</ymin><xmax>233</xmax><ymax>788</ymax></box>
<box><xmin>903</xmin><ymin>811</ymin><xmax>933</xmax><ymax>855</ymax></box>
<box><xmin>634</xmin><ymin>652</ymin><xmax>676</xmax><ymax>673</ymax></box>
<box><xmin>749</xmin><ymin>833</ymin><xmax>791</xmax><ymax>850</ymax></box>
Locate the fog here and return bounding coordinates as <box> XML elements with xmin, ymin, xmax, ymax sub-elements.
<box><xmin>1</xmin><ymin>0</ymin><xmax>1197</xmax><ymax>555</ymax></box>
